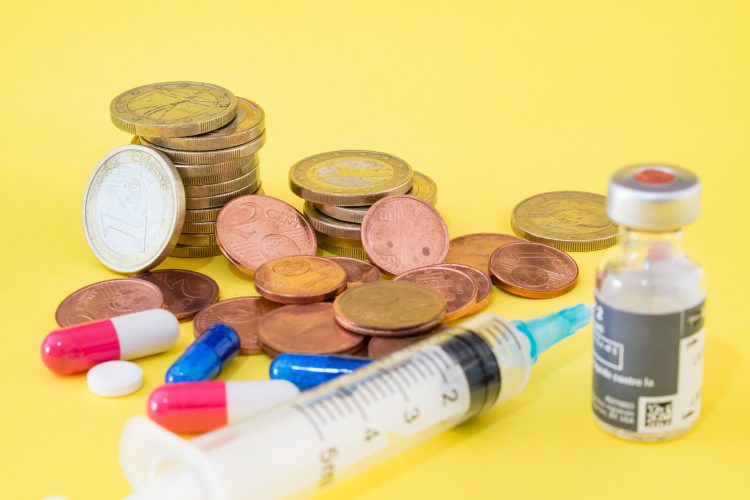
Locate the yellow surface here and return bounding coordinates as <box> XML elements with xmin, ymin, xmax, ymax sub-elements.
<box><xmin>1</xmin><ymin>1</ymin><xmax>748</xmax><ymax>498</ymax></box>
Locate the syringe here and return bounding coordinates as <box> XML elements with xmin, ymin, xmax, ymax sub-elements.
<box><xmin>121</xmin><ymin>305</ymin><xmax>591</xmax><ymax>499</ymax></box>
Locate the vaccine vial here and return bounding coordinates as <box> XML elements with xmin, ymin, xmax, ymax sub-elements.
<box><xmin>593</xmin><ymin>165</ymin><xmax>705</xmax><ymax>441</ymax></box>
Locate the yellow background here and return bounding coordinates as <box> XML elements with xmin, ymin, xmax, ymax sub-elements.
<box><xmin>1</xmin><ymin>1</ymin><xmax>748</xmax><ymax>498</ymax></box>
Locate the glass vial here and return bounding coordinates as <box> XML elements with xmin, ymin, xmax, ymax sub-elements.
<box><xmin>593</xmin><ymin>165</ymin><xmax>705</xmax><ymax>441</ymax></box>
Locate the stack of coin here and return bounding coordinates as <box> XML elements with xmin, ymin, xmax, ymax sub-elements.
<box><xmin>288</xmin><ymin>150</ymin><xmax>438</xmax><ymax>259</ymax></box>
<box><xmin>109</xmin><ymin>82</ymin><xmax>266</xmax><ymax>258</ymax></box>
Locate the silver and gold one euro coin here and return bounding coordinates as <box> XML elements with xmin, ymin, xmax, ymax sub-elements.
<box><xmin>83</xmin><ymin>145</ymin><xmax>185</xmax><ymax>273</ymax></box>
<box><xmin>289</xmin><ymin>150</ymin><xmax>412</xmax><ymax>206</ymax></box>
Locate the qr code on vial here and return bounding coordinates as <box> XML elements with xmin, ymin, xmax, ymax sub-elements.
<box><xmin>645</xmin><ymin>401</ymin><xmax>673</xmax><ymax>428</ymax></box>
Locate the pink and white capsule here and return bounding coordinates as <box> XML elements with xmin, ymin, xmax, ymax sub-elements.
<box><xmin>41</xmin><ymin>309</ymin><xmax>179</xmax><ymax>375</ymax></box>
<box><xmin>148</xmin><ymin>380</ymin><xmax>300</xmax><ymax>433</ymax></box>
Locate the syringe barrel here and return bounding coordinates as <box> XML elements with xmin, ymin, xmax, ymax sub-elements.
<box><xmin>122</xmin><ymin>313</ymin><xmax>534</xmax><ymax>499</ymax></box>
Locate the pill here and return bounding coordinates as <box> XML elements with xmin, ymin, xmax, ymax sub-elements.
<box><xmin>165</xmin><ymin>324</ymin><xmax>240</xmax><ymax>383</ymax></box>
<box><xmin>41</xmin><ymin>309</ymin><xmax>180</xmax><ymax>375</ymax></box>
<box><xmin>269</xmin><ymin>353</ymin><xmax>372</xmax><ymax>390</ymax></box>
<box><xmin>87</xmin><ymin>360</ymin><xmax>143</xmax><ymax>397</ymax></box>
<box><xmin>147</xmin><ymin>379</ymin><xmax>300</xmax><ymax>433</ymax></box>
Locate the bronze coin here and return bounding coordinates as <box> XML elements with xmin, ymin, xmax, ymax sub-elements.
<box><xmin>327</xmin><ymin>257</ymin><xmax>381</xmax><ymax>287</ymax></box>
<box><xmin>332</xmin><ymin>281</ymin><xmax>446</xmax><ymax>336</ymax></box>
<box><xmin>394</xmin><ymin>266</ymin><xmax>478</xmax><ymax>322</ymax></box>
<box><xmin>367</xmin><ymin>326</ymin><xmax>447</xmax><ymax>359</ymax></box>
<box><xmin>193</xmin><ymin>297</ymin><xmax>282</xmax><ymax>355</ymax></box>
<box><xmin>55</xmin><ymin>278</ymin><xmax>164</xmax><ymax>327</ymax></box>
<box><xmin>361</xmin><ymin>195</ymin><xmax>449</xmax><ymax>275</ymax></box>
<box><xmin>253</xmin><ymin>256</ymin><xmax>348</xmax><ymax>304</ymax></box>
<box><xmin>136</xmin><ymin>269</ymin><xmax>219</xmax><ymax>320</ymax></box>
<box><xmin>216</xmin><ymin>195</ymin><xmax>317</xmax><ymax>275</ymax></box>
<box><xmin>258</xmin><ymin>303</ymin><xmax>366</xmax><ymax>355</ymax></box>
<box><xmin>489</xmin><ymin>242</ymin><xmax>579</xmax><ymax>298</ymax></box>
<box><xmin>443</xmin><ymin>233</ymin><xmax>526</xmax><ymax>275</ymax></box>
<box><xmin>434</xmin><ymin>263</ymin><xmax>493</xmax><ymax>314</ymax></box>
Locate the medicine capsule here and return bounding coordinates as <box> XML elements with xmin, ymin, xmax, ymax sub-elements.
<box><xmin>270</xmin><ymin>353</ymin><xmax>372</xmax><ymax>390</ymax></box>
<box><xmin>148</xmin><ymin>380</ymin><xmax>300</xmax><ymax>433</ymax></box>
<box><xmin>41</xmin><ymin>309</ymin><xmax>179</xmax><ymax>376</ymax></box>
<box><xmin>165</xmin><ymin>324</ymin><xmax>240</xmax><ymax>383</ymax></box>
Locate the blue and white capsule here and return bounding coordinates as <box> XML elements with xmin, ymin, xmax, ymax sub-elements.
<box><xmin>270</xmin><ymin>353</ymin><xmax>372</xmax><ymax>390</ymax></box>
<box><xmin>165</xmin><ymin>324</ymin><xmax>240</xmax><ymax>383</ymax></box>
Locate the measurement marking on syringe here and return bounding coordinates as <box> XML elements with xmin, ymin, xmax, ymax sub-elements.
<box><xmin>353</xmin><ymin>385</ymin><xmax>371</xmax><ymax>405</ymax></box>
<box><xmin>326</xmin><ymin>395</ymin><xmax>346</xmax><ymax>416</ymax></box>
<box><xmin>307</xmin><ymin>403</ymin><xmax>328</xmax><ymax>425</ymax></box>
<box><xmin>402</xmin><ymin>363</ymin><xmax>421</xmax><ymax>384</ymax></box>
<box><xmin>421</xmin><ymin>353</ymin><xmax>449</xmax><ymax>383</ymax></box>
<box><xmin>391</xmin><ymin>366</ymin><xmax>413</xmax><ymax>388</ymax></box>
<box><xmin>375</xmin><ymin>371</ymin><xmax>406</xmax><ymax>401</ymax></box>
<box><xmin>361</xmin><ymin>381</ymin><xmax>379</xmax><ymax>402</ymax></box>
<box><xmin>414</xmin><ymin>356</ymin><xmax>434</xmax><ymax>377</ymax></box>
<box><xmin>292</xmin><ymin>404</ymin><xmax>324</xmax><ymax>441</ymax></box>
<box><xmin>432</xmin><ymin>349</ymin><xmax>452</xmax><ymax>371</ymax></box>
<box><xmin>318</xmin><ymin>399</ymin><xmax>337</xmax><ymax>421</ymax></box>
<box><xmin>410</xmin><ymin>359</ymin><xmax>427</xmax><ymax>380</ymax></box>
<box><xmin>337</xmin><ymin>388</ymin><xmax>368</xmax><ymax>420</ymax></box>
<box><xmin>369</xmin><ymin>377</ymin><xmax>388</xmax><ymax>399</ymax></box>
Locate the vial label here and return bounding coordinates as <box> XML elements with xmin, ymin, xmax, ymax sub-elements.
<box><xmin>592</xmin><ymin>297</ymin><xmax>704</xmax><ymax>434</ymax></box>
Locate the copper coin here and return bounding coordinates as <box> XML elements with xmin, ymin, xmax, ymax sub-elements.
<box><xmin>394</xmin><ymin>266</ymin><xmax>478</xmax><ymax>322</ymax></box>
<box><xmin>258</xmin><ymin>303</ymin><xmax>366</xmax><ymax>355</ymax></box>
<box><xmin>361</xmin><ymin>195</ymin><xmax>449</xmax><ymax>275</ymax></box>
<box><xmin>55</xmin><ymin>279</ymin><xmax>164</xmax><ymax>327</ymax></box>
<box><xmin>253</xmin><ymin>256</ymin><xmax>348</xmax><ymax>304</ymax></box>
<box><xmin>489</xmin><ymin>242</ymin><xmax>579</xmax><ymax>298</ymax></box>
<box><xmin>327</xmin><ymin>257</ymin><xmax>381</xmax><ymax>287</ymax></box>
<box><xmin>333</xmin><ymin>281</ymin><xmax>446</xmax><ymax>337</ymax></box>
<box><xmin>216</xmin><ymin>195</ymin><xmax>317</xmax><ymax>275</ymax></box>
<box><xmin>367</xmin><ymin>326</ymin><xmax>447</xmax><ymax>359</ymax></box>
<box><xmin>259</xmin><ymin>337</ymin><xmax>366</xmax><ymax>358</ymax></box>
<box><xmin>193</xmin><ymin>297</ymin><xmax>282</xmax><ymax>355</ymax></box>
<box><xmin>434</xmin><ymin>263</ymin><xmax>493</xmax><ymax>314</ymax></box>
<box><xmin>443</xmin><ymin>233</ymin><xmax>526</xmax><ymax>275</ymax></box>
<box><xmin>135</xmin><ymin>269</ymin><xmax>219</xmax><ymax>320</ymax></box>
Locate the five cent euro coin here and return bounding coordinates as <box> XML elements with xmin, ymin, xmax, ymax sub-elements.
<box><xmin>289</xmin><ymin>150</ymin><xmax>413</xmax><ymax>206</ymax></box>
<box><xmin>110</xmin><ymin>81</ymin><xmax>237</xmax><ymax>138</ymax></box>
<box><xmin>511</xmin><ymin>191</ymin><xmax>618</xmax><ymax>251</ymax></box>
<box><xmin>83</xmin><ymin>145</ymin><xmax>185</xmax><ymax>273</ymax></box>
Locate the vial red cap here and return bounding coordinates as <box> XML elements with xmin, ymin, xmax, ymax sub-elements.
<box><xmin>633</xmin><ymin>168</ymin><xmax>677</xmax><ymax>185</ymax></box>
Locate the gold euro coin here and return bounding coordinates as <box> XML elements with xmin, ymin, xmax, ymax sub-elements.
<box><xmin>171</xmin><ymin>244</ymin><xmax>222</xmax><ymax>258</ymax></box>
<box><xmin>511</xmin><ymin>191</ymin><xmax>618</xmax><ymax>251</ymax></box>
<box><xmin>183</xmin><ymin>170</ymin><xmax>259</xmax><ymax>198</ymax></box>
<box><xmin>140</xmin><ymin>133</ymin><xmax>265</xmax><ymax>164</ymax></box>
<box><xmin>289</xmin><ymin>150</ymin><xmax>412</xmax><ymax>206</ymax></box>
<box><xmin>83</xmin><ymin>145</ymin><xmax>185</xmax><ymax>273</ymax></box>
<box><xmin>303</xmin><ymin>202</ymin><xmax>361</xmax><ymax>239</ymax></box>
<box><xmin>332</xmin><ymin>281</ymin><xmax>446</xmax><ymax>336</ymax></box>
<box><xmin>175</xmin><ymin>155</ymin><xmax>258</xmax><ymax>186</ymax></box>
<box><xmin>184</xmin><ymin>207</ymin><xmax>222</xmax><ymax>223</ymax></box>
<box><xmin>178</xmin><ymin>233</ymin><xmax>218</xmax><ymax>246</ymax></box>
<box><xmin>185</xmin><ymin>183</ymin><xmax>258</xmax><ymax>209</ymax></box>
<box><xmin>316</xmin><ymin>232</ymin><xmax>367</xmax><ymax>260</ymax></box>
<box><xmin>143</xmin><ymin>98</ymin><xmax>264</xmax><ymax>151</ymax></box>
<box><xmin>315</xmin><ymin>170</ymin><xmax>437</xmax><ymax>223</ymax></box>
<box><xmin>182</xmin><ymin>221</ymin><xmax>216</xmax><ymax>234</ymax></box>
<box><xmin>111</xmin><ymin>82</ymin><xmax>237</xmax><ymax>138</ymax></box>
